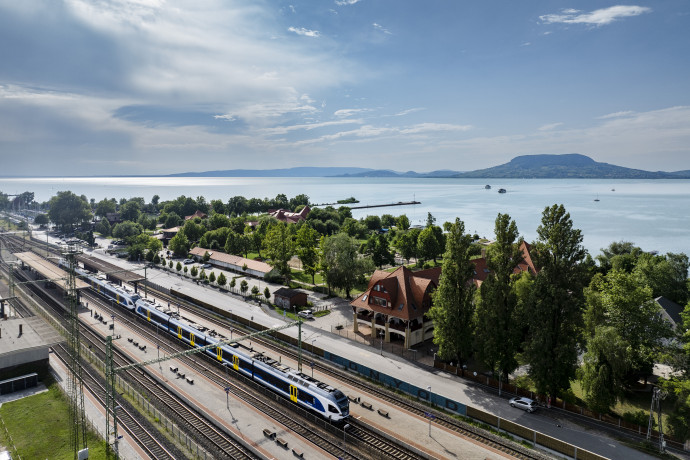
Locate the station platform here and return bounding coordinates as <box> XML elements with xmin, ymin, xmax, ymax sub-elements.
<box><xmin>12</xmin><ymin>252</ymin><xmax>89</xmax><ymax>291</ymax></box>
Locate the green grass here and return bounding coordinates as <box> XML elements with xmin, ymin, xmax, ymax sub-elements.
<box><xmin>0</xmin><ymin>384</ymin><xmax>107</xmax><ymax>459</ymax></box>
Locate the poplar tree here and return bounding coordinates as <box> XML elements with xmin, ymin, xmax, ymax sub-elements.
<box><xmin>264</xmin><ymin>223</ymin><xmax>295</xmax><ymax>284</ymax></box>
<box><xmin>429</xmin><ymin>218</ymin><xmax>476</xmax><ymax>367</ymax></box>
<box><xmin>474</xmin><ymin>213</ymin><xmax>524</xmax><ymax>380</ymax></box>
<box><xmin>525</xmin><ymin>204</ymin><xmax>588</xmax><ymax>398</ymax></box>
<box><xmin>296</xmin><ymin>223</ymin><xmax>319</xmax><ymax>283</ymax></box>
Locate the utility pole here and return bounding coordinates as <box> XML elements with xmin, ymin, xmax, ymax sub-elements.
<box><xmin>647</xmin><ymin>386</ymin><xmax>667</xmax><ymax>453</ymax></box>
<box><xmin>64</xmin><ymin>246</ymin><xmax>88</xmax><ymax>459</ymax></box>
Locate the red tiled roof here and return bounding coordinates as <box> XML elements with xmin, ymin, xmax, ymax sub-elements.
<box><xmin>185</xmin><ymin>210</ymin><xmax>207</xmax><ymax>220</ymax></box>
<box><xmin>268</xmin><ymin>205</ymin><xmax>311</xmax><ymax>224</ymax></box>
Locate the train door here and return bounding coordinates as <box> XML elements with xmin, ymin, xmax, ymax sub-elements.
<box><xmin>190</xmin><ymin>333</ymin><xmax>195</xmax><ymax>346</ymax></box>
<box><xmin>289</xmin><ymin>385</ymin><xmax>298</xmax><ymax>402</ymax></box>
<box><xmin>177</xmin><ymin>325</ymin><xmax>182</xmax><ymax>339</ymax></box>
<box><xmin>216</xmin><ymin>347</ymin><xmax>223</xmax><ymax>361</ymax></box>
<box><xmin>146</xmin><ymin>309</ymin><xmax>151</xmax><ymax>321</ymax></box>
<box><xmin>116</xmin><ymin>293</ymin><xmax>120</xmax><ymax>305</ymax></box>
<box><xmin>232</xmin><ymin>354</ymin><xmax>239</xmax><ymax>371</ymax></box>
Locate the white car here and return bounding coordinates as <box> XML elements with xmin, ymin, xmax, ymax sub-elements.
<box><xmin>509</xmin><ymin>397</ymin><xmax>537</xmax><ymax>413</ymax></box>
<box><xmin>297</xmin><ymin>310</ymin><xmax>314</xmax><ymax>319</ymax></box>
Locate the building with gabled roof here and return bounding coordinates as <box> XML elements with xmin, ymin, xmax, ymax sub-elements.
<box><xmin>350</xmin><ymin>241</ymin><xmax>538</xmax><ymax>349</ymax></box>
<box><xmin>185</xmin><ymin>210</ymin><xmax>207</xmax><ymax>220</ymax></box>
<box><xmin>189</xmin><ymin>247</ymin><xmax>275</xmax><ymax>279</ymax></box>
<box><xmin>268</xmin><ymin>206</ymin><xmax>310</xmax><ymax>224</ymax></box>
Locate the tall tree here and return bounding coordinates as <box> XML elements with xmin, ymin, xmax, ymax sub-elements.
<box><xmin>417</xmin><ymin>225</ymin><xmax>442</xmax><ymax>263</ymax></box>
<box><xmin>48</xmin><ymin>191</ymin><xmax>92</xmax><ymax>231</ymax></box>
<box><xmin>320</xmin><ymin>233</ymin><xmax>374</xmax><ymax>298</ymax></box>
<box><xmin>263</xmin><ymin>223</ymin><xmax>295</xmax><ymax>284</ymax></box>
<box><xmin>474</xmin><ymin>213</ymin><xmax>524</xmax><ymax>380</ymax></box>
<box><xmin>363</xmin><ymin>233</ymin><xmax>394</xmax><ymax>268</ymax></box>
<box><xmin>428</xmin><ymin>218</ymin><xmax>476</xmax><ymax>367</ymax></box>
<box><xmin>295</xmin><ymin>223</ymin><xmax>319</xmax><ymax>284</ymax></box>
<box><xmin>525</xmin><ymin>204</ymin><xmax>588</xmax><ymax>398</ymax></box>
<box><xmin>397</xmin><ymin>214</ymin><xmax>410</xmax><ymax>230</ymax></box>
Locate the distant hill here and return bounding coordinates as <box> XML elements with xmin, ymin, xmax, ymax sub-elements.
<box><xmin>454</xmin><ymin>154</ymin><xmax>690</xmax><ymax>179</ymax></box>
<box><xmin>166</xmin><ymin>155</ymin><xmax>689</xmax><ymax>179</ymax></box>
<box><xmin>167</xmin><ymin>167</ymin><xmax>376</xmax><ymax>177</ymax></box>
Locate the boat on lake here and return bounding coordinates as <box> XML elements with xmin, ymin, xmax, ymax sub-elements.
<box><xmin>485</xmin><ymin>184</ymin><xmax>491</xmax><ymax>189</ymax></box>
<box><xmin>498</xmin><ymin>188</ymin><xmax>506</xmax><ymax>194</ymax></box>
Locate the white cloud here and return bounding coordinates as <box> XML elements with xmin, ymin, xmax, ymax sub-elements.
<box><xmin>598</xmin><ymin>110</ymin><xmax>635</xmax><ymax>119</ymax></box>
<box><xmin>538</xmin><ymin>122</ymin><xmax>563</xmax><ymax>131</ymax></box>
<box><xmin>539</xmin><ymin>5</ymin><xmax>651</xmax><ymax>26</ymax></box>
<box><xmin>261</xmin><ymin>118</ymin><xmax>363</xmax><ymax>136</ymax></box>
<box><xmin>335</xmin><ymin>0</ymin><xmax>362</xmax><ymax>5</ymax></box>
<box><xmin>373</xmin><ymin>23</ymin><xmax>392</xmax><ymax>35</ymax></box>
<box><xmin>394</xmin><ymin>107</ymin><xmax>425</xmax><ymax>116</ymax></box>
<box><xmin>288</xmin><ymin>27</ymin><xmax>321</xmax><ymax>37</ymax></box>
<box><xmin>334</xmin><ymin>108</ymin><xmax>373</xmax><ymax>118</ymax></box>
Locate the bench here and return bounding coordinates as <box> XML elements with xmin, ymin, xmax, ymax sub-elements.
<box><xmin>348</xmin><ymin>395</ymin><xmax>360</xmax><ymax>403</ymax></box>
<box><xmin>139</xmin><ymin>345</ymin><xmax>146</xmax><ymax>351</ymax></box>
<box><xmin>263</xmin><ymin>429</ymin><xmax>276</xmax><ymax>439</ymax></box>
<box><xmin>170</xmin><ymin>366</ymin><xmax>178</xmax><ymax>373</ymax></box>
<box><xmin>177</xmin><ymin>372</ymin><xmax>185</xmax><ymax>379</ymax></box>
<box><xmin>360</xmin><ymin>401</ymin><xmax>373</xmax><ymax>410</ymax></box>
<box><xmin>292</xmin><ymin>448</ymin><xmax>304</xmax><ymax>458</ymax></box>
<box><xmin>186</xmin><ymin>377</ymin><xmax>194</xmax><ymax>385</ymax></box>
<box><xmin>377</xmin><ymin>409</ymin><xmax>389</xmax><ymax>418</ymax></box>
<box><xmin>276</xmin><ymin>438</ymin><xmax>288</xmax><ymax>449</ymax></box>
<box><xmin>127</xmin><ymin>337</ymin><xmax>133</xmax><ymax>343</ymax></box>
<box><xmin>133</xmin><ymin>341</ymin><xmax>138</xmax><ymax>347</ymax></box>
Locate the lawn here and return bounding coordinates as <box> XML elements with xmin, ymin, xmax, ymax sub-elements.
<box><xmin>0</xmin><ymin>385</ymin><xmax>107</xmax><ymax>459</ymax></box>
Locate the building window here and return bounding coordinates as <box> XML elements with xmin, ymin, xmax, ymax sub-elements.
<box><xmin>372</xmin><ymin>296</ymin><xmax>387</xmax><ymax>307</ymax></box>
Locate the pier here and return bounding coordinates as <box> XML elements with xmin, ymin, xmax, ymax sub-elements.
<box><xmin>347</xmin><ymin>201</ymin><xmax>420</xmax><ymax>210</ymax></box>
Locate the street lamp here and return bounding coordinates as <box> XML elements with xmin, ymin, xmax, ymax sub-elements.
<box><xmin>311</xmin><ymin>339</ymin><xmax>316</xmax><ymax>378</ymax></box>
<box><xmin>342</xmin><ymin>423</ymin><xmax>350</xmax><ymax>458</ymax></box>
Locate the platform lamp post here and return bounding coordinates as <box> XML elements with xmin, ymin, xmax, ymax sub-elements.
<box><xmin>311</xmin><ymin>339</ymin><xmax>316</xmax><ymax>378</ymax></box>
<box><xmin>342</xmin><ymin>423</ymin><xmax>350</xmax><ymax>459</ymax></box>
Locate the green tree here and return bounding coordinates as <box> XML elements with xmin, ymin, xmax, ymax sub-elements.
<box><xmin>183</xmin><ymin>266</ymin><xmax>188</xmax><ymax>275</ymax></box>
<box><xmin>165</xmin><ymin>212</ymin><xmax>182</xmax><ymax>228</ymax></box>
<box><xmin>380</xmin><ymin>214</ymin><xmax>396</xmax><ymax>228</ymax></box>
<box><xmin>417</xmin><ymin>225</ymin><xmax>442</xmax><ymax>264</ymax></box>
<box><xmin>119</xmin><ymin>200</ymin><xmax>141</xmax><ymax>222</ymax></box>
<box><xmin>176</xmin><ymin>261</ymin><xmax>182</xmax><ymax>272</ymax></box>
<box><xmin>426</xmin><ymin>212</ymin><xmax>436</xmax><ymax>227</ymax></box>
<box><xmin>208</xmin><ymin>272</ymin><xmax>216</xmax><ymax>283</ymax></box>
<box><xmin>581</xmin><ymin>326</ymin><xmax>631</xmax><ymax>413</ymax></box>
<box><xmin>230</xmin><ymin>278</ymin><xmax>236</xmax><ymax>289</ymax></box>
<box><xmin>474</xmin><ymin>213</ymin><xmax>523</xmax><ymax>380</ymax></box>
<box><xmin>363</xmin><ymin>215</ymin><xmax>382</xmax><ymax>231</ymax></box>
<box><xmin>95</xmin><ymin>218</ymin><xmax>111</xmax><ymax>236</ymax></box>
<box><xmin>190</xmin><ymin>265</ymin><xmax>199</xmax><ymax>278</ymax></box>
<box><xmin>320</xmin><ymin>233</ymin><xmax>374</xmax><ymax>298</ymax></box>
<box><xmin>264</xmin><ymin>223</ymin><xmax>295</xmax><ymax>284</ymax></box>
<box><xmin>525</xmin><ymin>204</ymin><xmax>588</xmax><ymax>398</ymax></box>
<box><xmin>169</xmin><ymin>231</ymin><xmax>191</xmax><ymax>257</ymax></box>
<box><xmin>167</xmin><ymin>259</ymin><xmax>173</xmax><ymax>268</ymax></box>
<box><xmin>428</xmin><ymin>218</ymin><xmax>476</xmax><ymax>367</ymax></box>
<box><xmin>264</xmin><ymin>286</ymin><xmax>271</xmax><ymax>301</ymax></box>
<box><xmin>112</xmin><ymin>221</ymin><xmax>143</xmax><ymax>241</ymax></box>
<box><xmin>95</xmin><ymin>198</ymin><xmax>117</xmax><ymax>218</ymax></box>
<box><xmin>363</xmin><ymin>233</ymin><xmax>394</xmax><ymax>268</ymax></box>
<box><xmin>34</xmin><ymin>213</ymin><xmax>49</xmax><ymax>227</ymax></box>
<box><xmin>48</xmin><ymin>191</ymin><xmax>92</xmax><ymax>231</ymax></box>
<box><xmin>397</xmin><ymin>214</ymin><xmax>410</xmax><ymax>230</ymax></box>
<box><xmin>240</xmin><ymin>279</ymin><xmax>249</xmax><ymax>295</ymax></box>
<box><xmin>153</xmin><ymin>253</ymin><xmax>161</xmax><ymax>264</ymax></box>
<box><xmin>296</xmin><ymin>223</ymin><xmax>319</xmax><ymax>283</ymax></box>
<box><xmin>393</xmin><ymin>230</ymin><xmax>417</xmax><ymax>263</ymax></box>
<box><xmin>251</xmin><ymin>285</ymin><xmax>260</xmax><ymax>296</ymax></box>
<box><xmin>633</xmin><ymin>252</ymin><xmax>690</xmax><ymax>305</ymax></box>
<box><xmin>217</xmin><ymin>272</ymin><xmax>227</xmax><ymax>288</ymax></box>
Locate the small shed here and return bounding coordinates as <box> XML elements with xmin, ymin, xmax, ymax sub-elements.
<box><xmin>273</xmin><ymin>288</ymin><xmax>308</xmax><ymax>309</ymax></box>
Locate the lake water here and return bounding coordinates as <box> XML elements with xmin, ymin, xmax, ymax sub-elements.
<box><xmin>2</xmin><ymin>176</ymin><xmax>689</xmax><ymax>257</ymax></box>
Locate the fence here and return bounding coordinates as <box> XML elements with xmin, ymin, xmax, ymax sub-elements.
<box><xmin>435</xmin><ymin>361</ymin><xmax>685</xmax><ymax>452</ymax></box>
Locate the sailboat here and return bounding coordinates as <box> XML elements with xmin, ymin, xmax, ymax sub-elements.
<box><xmin>594</xmin><ymin>194</ymin><xmax>600</xmax><ymax>202</ymax></box>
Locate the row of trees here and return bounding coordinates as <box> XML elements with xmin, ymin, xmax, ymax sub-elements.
<box><xmin>429</xmin><ymin>204</ymin><xmax>690</xmax><ymax>438</ymax></box>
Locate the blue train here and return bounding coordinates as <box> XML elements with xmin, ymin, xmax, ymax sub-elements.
<box><xmin>59</xmin><ymin>259</ymin><xmax>140</xmax><ymax>311</ymax></box>
<box><xmin>61</xmin><ymin>259</ymin><xmax>350</xmax><ymax>422</ymax></box>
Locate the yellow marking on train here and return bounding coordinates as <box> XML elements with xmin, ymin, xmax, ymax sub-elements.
<box><xmin>289</xmin><ymin>385</ymin><xmax>298</xmax><ymax>403</ymax></box>
<box><xmin>177</xmin><ymin>326</ymin><xmax>182</xmax><ymax>339</ymax></box>
<box><xmin>190</xmin><ymin>333</ymin><xmax>195</xmax><ymax>346</ymax></box>
<box><xmin>233</xmin><ymin>354</ymin><xmax>239</xmax><ymax>371</ymax></box>
<box><xmin>216</xmin><ymin>347</ymin><xmax>223</xmax><ymax>361</ymax></box>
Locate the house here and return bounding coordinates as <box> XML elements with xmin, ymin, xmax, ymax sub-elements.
<box><xmin>189</xmin><ymin>247</ymin><xmax>275</xmax><ymax>279</ymax></box>
<box><xmin>273</xmin><ymin>288</ymin><xmax>308</xmax><ymax>309</ymax></box>
<box><xmin>160</xmin><ymin>226</ymin><xmax>180</xmax><ymax>246</ymax></box>
<box><xmin>350</xmin><ymin>266</ymin><xmax>440</xmax><ymax>348</ymax></box>
<box><xmin>655</xmin><ymin>296</ymin><xmax>684</xmax><ymax>331</ymax></box>
<box><xmin>268</xmin><ymin>206</ymin><xmax>310</xmax><ymax>224</ymax></box>
<box><xmin>185</xmin><ymin>210</ymin><xmax>207</xmax><ymax>221</ymax></box>
<box><xmin>105</xmin><ymin>212</ymin><xmax>122</xmax><ymax>226</ymax></box>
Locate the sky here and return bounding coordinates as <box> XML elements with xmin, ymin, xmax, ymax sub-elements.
<box><xmin>0</xmin><ymin>0</ymin><xmax>689</xmax><ymax>176</ymax></box>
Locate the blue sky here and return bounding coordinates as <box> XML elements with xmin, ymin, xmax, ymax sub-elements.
<box><xmin>1</xmin><ymin>1</ymin><xmax>688</xmax><ymax>175</ymax></box>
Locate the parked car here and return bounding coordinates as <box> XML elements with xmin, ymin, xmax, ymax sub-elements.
<box><xmin>297</xmin><ymin>310</ymin><xmax>314</xmax><ymax>319</ymax></box>
<box><xmin>201</xmin><ymin>263</ymin><xmax>212</xmax><ymax>269</ymax></box>
<box><xmin>509</xmin><ymin>397</ymin><xmax>537</xmax><ymax>413</ymax></box>
<box><xmin>183</xmin><ymin>258</ymin><xmax>195</xmax><ymax>264</ymax></box>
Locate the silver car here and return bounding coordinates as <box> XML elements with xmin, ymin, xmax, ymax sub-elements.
<box><xmin>509</xmin><ymin>397</ymin><xmax>537</xmax><ymax>413</ymax></box>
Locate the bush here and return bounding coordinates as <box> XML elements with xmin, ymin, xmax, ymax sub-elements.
<box><xmin>622</xmin><ymin>409</ymin><xmax>650</xmax><ymax>427</ymax></box>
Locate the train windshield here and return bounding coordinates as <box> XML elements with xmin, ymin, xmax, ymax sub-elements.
<box><xmin>333</xmin><ymin>390</ymin><xmax>349</xmax><ymax>411</ymax></box>
<box><xmin>130</xmin><ymin>294</ymin><xmax>141</xmax><ymax>302</ymax></box>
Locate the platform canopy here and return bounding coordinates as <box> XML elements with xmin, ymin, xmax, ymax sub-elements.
<box><xmin>76</xmin><ymin>255</ymin><xmax>144</xmax><ymax>284</ymax></box>
<box><xmin>12</xmin><ymin>252</ymin><xmax>90</xmax><ymax>291</ymax></box>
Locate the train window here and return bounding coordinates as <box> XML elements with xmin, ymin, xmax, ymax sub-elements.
<box><xmin>297</xmin><ymin>391</ymin><xmax>315</xmax><ymax>405</ymax></box>
<box><xmin>328</xmin><ymin>404</ymin><xmax>338</xmax><ymax>413</ymax></box>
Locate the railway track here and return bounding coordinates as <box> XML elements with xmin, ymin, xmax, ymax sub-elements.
<box><xmin>52</xmin><ymin>342</ymin><xmax>181</xmax><ymax>460</ymax></box>
<box><xmin>86</xmin><ymin>290</ymin><xmax>424</xmax><ymax>460</ymax></box>
<box><xmin>6</xmin><ymin>233</ymin><xmax>547</xmax><ymax>458</ymax></box>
